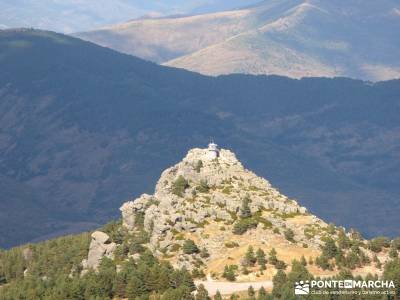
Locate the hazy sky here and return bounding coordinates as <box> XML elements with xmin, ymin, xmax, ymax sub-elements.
<box><xmin>0</xmin><ymin>0</ymin><xmax>262</xmax><ymax>33</ymax></box>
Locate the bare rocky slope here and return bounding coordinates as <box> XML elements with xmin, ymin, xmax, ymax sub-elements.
<box><xmin>76</xmin><ymin>0</ymin><xmax>400</xmax><ymax>81</ymax></box>
<box><xmin>83</xmin><ymin>145</ymin><xmax>392</xmax><ymax>283</ymax></box>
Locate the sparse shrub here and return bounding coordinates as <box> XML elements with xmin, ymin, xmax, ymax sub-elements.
<box><xmin>196</xmin><ymin>180</ymin><xmax>210</xmax><ymax>193</ymax></box>
<box><xmin>284</xmin><ymin>229</ymin><xmax>295</xmax><ymax>242</ymax></box>
<box><xmin>389</xmin><ymin>246</ymin><xmax>398</xmax><ymax>259</ymax></box>
<box><xmin>182</xmin><ymin>239</ymin><xmax>199</xmax><ymax>254</ymax></box>
<box><xmin>225</xmin><ymin>241</ymin><xmax>239</xmax><ymax>248</ymax></box>
<box><xmin>369</xmin><ymin>236</ymin><xmax>390</xmax><ymax>253</ymax></box>
<box><xmin>200</xmin><ymin>248</ymin><xmax>210</xmax><ymax>258</ymax></box>
<box><xmin>221</xmin><ymin>186</ymin><xmax>233</xmax><ymax>194</ymax></box>
<box><xmin>392</xmin><ymin>238</ymin><xmax>400</xmax><ymax>250</ymax></box>
<box><xmin>172</xmin><ymin>175</ymin><xmax>189</xmax><ymax>197</ymax></box>
<box><xmin>343</xmin><ymin>250</ymin><xmax>361</xmax><ymax>269</ymax></box>
<box><xmin>192</xmin><ymin>268</ymin><xmax>206</xmax><ymax>280</ymax></box>
<box><xmin>194</xmin><ymin>160</ymin><xmax>203</xmax><ymax>173</ymax></box>
<box><xmin>175</xmin><ymin>233</ymin><xmax>184</xmax><ymax>240</ymax></box>
<box><xmin>326</xmin><ymin>223</ymin><xmax>336</xmax><ymax>234</ymax></box>
<box><xmin>275</xmin><ymin>260</ymin><xmax>287</xmax><ymax>270</ymax></box>
<box><xmin>315</xmin><ymin>255</ymin><xmax>331</xmax><ymax>270</ymax></box>
<box><xmin>170</xmin><ymin>244</ymin><xmax>181</xmax><ymax>252</ymax></box>
<box><xmin>232</xmin><ymin>218</ymin><xmax>258</xmax><ymax>235</ymax></box>
<box><xmin>256</xmin><ymin>216</ymin><xmax>272</xmax><ymax>229</ymax></box>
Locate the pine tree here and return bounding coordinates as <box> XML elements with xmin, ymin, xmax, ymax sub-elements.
<box><xmin>300</xmin><ymin>255</ymin><xmax>307</xmax><ymax>266</ymax></box>
<box><xmin>337</xmin><ymin>229</ymin><xmax>351</xmax><ymax>249</ymax></box>
<box><xmin>383</xmin><ymin>258</ymin><xmax>400</xmax><ymax>297</ymax></box>
<box><xmin>126</xmin><ymin>276</ymin><xmax>143</xmax><ymax>300</ymax></box>
<box><xmin>257</xmin><ymin>286</ymin><xmax>268</xmax><ymax>300</ymax></box>
<box><xmin>196</xmin><ymin>284</ymin><xmax>210</xmax><ymax>300</ymax></box>
<box><xmin>157</xmin><ymin>264</ymin><xmax>172</xmax><ymax>292</ymax></box>
<box><xmin>256</xmin><ymin>248</ymin><xmax>266</xmax><ymax>266</ymax></box>
<box><xmin>272</xmin><ymin>270</ymin><xmax>287</xmax><ymax>298</ymax></box>
<box><xmin>144</xmin><ymin>265</ymin><xmax>161</xmax><ymax>292</ymax></box>
<box><xmin>240</xmin><ymin>196</ymin><xmax>252</xmax><ymax>218</ymax></box>
<box><xmin>245</xmin><ymin>246</ymin><xmax>256</xmax><ymax>266</ymax></box>
<box><xmin>322</xmin><ymin>237</ymin><xmax>338</xmax><ymax>259</ymax></box>
<box><xmin>222</xmin><ymin>265</ymin><xmax>237</xmax><ymax>281</ymax></box>
<box><xmin>268</xmin><ymin>248</ymin><xmax>278</xmax><ymax>265</ymax></box>
<box><xmin>214</xmin><ymin>291</ymin><xmax>223</xmax><ymax>300</ymax></box>
<box><xmin>248</xmin><ymin>285</ymin><xmax>255</xmax><ymax>297</ymax></box>
<box><xmin>181</xmin><ymin>268</ymin><xmax>196</xmax><ymax>292</ymax></box>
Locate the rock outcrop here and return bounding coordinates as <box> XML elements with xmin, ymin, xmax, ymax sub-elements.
<box><xmin>119</xmin><ymin>146</ymin><xmax>312</xmax><ymax>266</ymax></box>
<box><xmin>81</xmin><ymin>231</ymin><xmax>116</xmax><ymax>274</ymax></box>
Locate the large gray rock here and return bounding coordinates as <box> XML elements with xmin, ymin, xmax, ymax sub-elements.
<box><xmin>120</xmin><ymin>194</ymin><xmax>153</xmax><ymax>230</ymax></box>
<box><xmin>81</xmin><ymin>231</ymin><xmax>116</xmax><ymax>274</ymax></box>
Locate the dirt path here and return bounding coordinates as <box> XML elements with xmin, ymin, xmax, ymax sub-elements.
<box><xmin>195</xmin><ymin>280</ymin><xmax>273</xmax><ymax>296</ymax></box>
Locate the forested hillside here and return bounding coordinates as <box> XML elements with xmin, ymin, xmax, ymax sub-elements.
<box><xmin>1</xmin><ymin>221</ymin><xmax>400</xmax><ymax>299</ymax></box>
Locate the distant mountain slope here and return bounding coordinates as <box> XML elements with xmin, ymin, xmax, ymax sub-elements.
<box><xmin>77</xmin><ymin>9</ymin><xmax>257</xmax><ymax>63</ymax></box>
<box><xmin>0</xmin><ymin>0</ymin><xmax>260</xmax><ymax>33</ymax></box>
<box><xmin>77</xmin><ymin>0</ymin><xmax>400</xmax><ymax>81</ymax></box>
<box><xmin>0</xmin><ymin>29</ymin><xmax>400</xmax><ymax>248</ymax></box>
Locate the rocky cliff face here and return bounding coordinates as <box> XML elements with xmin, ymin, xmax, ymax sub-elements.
<box><xmin>118</xmin><ymin>147</ymin><xmax>325</xmax><ymax>273</ymax></box>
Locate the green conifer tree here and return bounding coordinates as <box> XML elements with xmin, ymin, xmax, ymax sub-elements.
<box><xmin>272</xmin><ymin>270</ymin><xmax>287</xmax><ymax>298</ymax></box>
<box><xmin>245</xmin><ymin>246</ymin><xmax>256</xmax><ymax>266</ymax></box>
<box><xmin>214</xmin><ymin>291</ymin><xmax>223</xmax><ymax>300</ymax></box>
<box><xmin>240</xmin><ymin>196</ymin><xmax>252</xmax><ymax>218</ymax></box>
<box><xmin>196</xmin><ymin>284</ymin><xmax>211</xmax><ymax>300</ymax></box>
<box><xmin>257</xmin><ymin>286</ymin><xmax>268</xmax><ymax>300</ymax></box>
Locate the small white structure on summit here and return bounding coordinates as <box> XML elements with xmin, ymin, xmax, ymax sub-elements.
<box><xmin>207</xmin><ymin>142</ymin><xmax>219</xmax><ymax>159</ymax></box>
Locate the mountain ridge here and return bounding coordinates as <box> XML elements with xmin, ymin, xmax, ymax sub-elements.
<box><xmin>76</xmin><ymin>0</ymin><xmax>400</xmax><ymax>81</ymax></box>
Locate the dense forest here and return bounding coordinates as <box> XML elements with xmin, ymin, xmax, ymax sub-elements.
<box><xmin>1</xmin><ymin>220</ymin><xmax>400</xmax><ymax>300</ymax></box>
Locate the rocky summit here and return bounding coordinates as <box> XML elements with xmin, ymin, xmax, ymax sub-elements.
<box><xmin>83</xmin><ymin>144</ymin><xmax>391</xmax><ymax>281</ymax></box>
